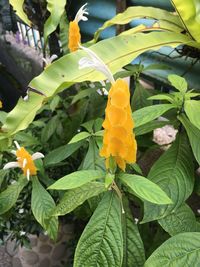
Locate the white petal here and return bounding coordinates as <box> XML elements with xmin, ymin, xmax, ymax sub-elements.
<box><xmin>32</xmin><ymin>152</ymin><xmax>45</xmax><ymax>161</ymax></box>
<box><xmin>50</xmin><ymin>54</ymin><xmax>58</xmax><ymax>62</ymax></box>
<box><xmin>75</xmin><ymin>3</ymin><xmax>88</xmax><ymax>23</ymax></box>
<box><xmin>79</xmin><ymin>45</ymin><xmax>115</xmax><ymax>84</ymax></box>
<box><xmin>14</xmin><ymin>141</ymin><xmax>21</xmax><ymax>150</ymax></box>
<box><xmin>23</xmin><ymin>158</ymin><xmax>27</xmax><ymax>168</ymax></box>
<box><xmin>27</xmin><ymin>169</ymin><xmax>30</xmax><ymax>181</ymax></box>
<box><xmin>3</xmin><ymin>162</ymin><xmax>20</xmax><ymax>170</ymax></box>
<box><xmin>11</xmin><ymin>150</ymin><xmax>16</xmax><ymax>155</ymax></box>
<box><xmin>23</xmin><ymin>95</ymin><xmax>29</xmax><ymax>101</ymax></box>
<box><xmin>42</xmin><ymin>57</ymin><xmax>48</xmax><ymax>65</ymax></box>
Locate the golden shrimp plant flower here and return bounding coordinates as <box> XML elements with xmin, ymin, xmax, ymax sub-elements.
<box><xmin>0</xmin><ymin>100</ymin><xmax>2</xmax><ymax>108</ymax></box>
<box><xmin>68</xmin><ymin>3</ymin><xmax>88</xmax><ymax>52</ymax></box>
<box><xmin>3</xmin><ymin>141</ymin><xmax>44</xmax><ymax>180</ymax></box>
<box><xmin>79</xmin><ymin>46</ymin><xmax>137</xmax><ymax>171</ymax></box>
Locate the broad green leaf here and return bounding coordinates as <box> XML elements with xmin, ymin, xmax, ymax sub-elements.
<box><xmin>122</xmin><ymin>198</ymin><xmax>145</xmax><ymax>267</ymax></box>
<box><xmin>44</xmin><ymin>141</ymin><xmax>83</xmax><ymax>166</ymax></box>
<box><xmin>69</xmin><ymin>131</ymin><xmax>90</xmax><ymax>144</ymax></box>
<box><xmin>118</xmin><ymin>174</ymin><xmax>172</xmax><ymax>204</ymax></box>
<box><xmin>94</xmin><ymin>6</ymin><xmax>183</xmax><ymax>41</ymax></box>
<box><xmin>72</xmin><ymin>88</ymin><xmax>94</xmax><ymax>104</ymax></box>
<box><xmin>171</xmin><ymin>0</ymin><xmax>200</xmax><ymax>42</ymax></box>
<box><xmin>134</xmin><ymin>120</ymin><xmax>168</xmax><ymax>136</ymax></box>
<box><xmin>1</xmin><ymin>31</ymin><xmax>194</xmax><ymax>138</ymax></box>
<box><xmin>129</xmin><ymin>163</ymin><xmax>143</xmax><ymax>175</ymax></box>
<box><xmin>53</xmin><ymin>182</ymin><xmax>105</xmax><ymax>216</ymax></box>
<box><xmin>41</xmin><ymin>115</ymin><xmax>58</xmax><ymax>143</ymax></box>
<box><xmin>168</xmin><ymin>74</ymin><xmax>187</xmax><ymax>93</ymax></box>
<box><xmin>133</xmin><ymin>104</ymin><xmax>176</xmax><ymax>128</ymax></box>
<box><xmin>9</xmin><ymin>0</ymin><xmax>31</xmax><ymax>26</ymax></box>
<box><xmin>2</xmin><ymin>93</ymin><xmax>43</xmax><ymax>136</ymax></box>
<box><xmin>142</xmin><ymin>133</ymin><xmax>194</xmax><ymax>223</ymax></box>
<box><xmin>48</xmin><ymin>170</ymin><xmax>105</xmax><ymax>190</ymax></box>
<box><xmin>74</xmin><ymin>191</ymin><xmax>123</xmax><ymax>267</ymax></box>
<box><xmin>31</xmin><ymin>177</ymin><xmax>58</xmax><ymax>240</ymax></box>
<box><xmin>0</xmin><ymin>170</ymin><xmax>8</xmax><ymax>188</ymax></box>
<box><xmin>178</xmin><ymin>114</ymin><xmax>200</xmax><ymax>165</ymax></box>
<box><xmin>158</xmin><ymin>204</ymin><xmax>200</xmax><ymax>236</ymax></box>
<box><xmin>144</xmin><ymin>232</ymin><xmax>200</xmax><ymax>267</ymax></box>
<box><xmin>184</xmin><ymin>100</ymin><xmax>200</xmax><ymax>131</ymax></box>
<box><xmin>0</xmin><ymin>176</ymin><xmax>27</xmax><ymax>215</ymax></box>
<box><xmin>82</xmin><ymin>138</ymin><xmax>105</xmax><ymax>171</ymax></box>
<box><xmin>131</xmin><ymin>82</ymin><xmax>152</xmax><ymax>110</ymax></box>
<box><xmin>0</xmin><ymin>111</ymin><xmax>7</xmax><ymax>124</ymax></box>
<box><xmin>148</xmin><ymin>94</ymin><xmax>175</xmax><ymax>103</ymax></box>
<box><xmin>44</xmin><ymin>0</ymin><xmax>67</xmax><ymax>44</ymax></box>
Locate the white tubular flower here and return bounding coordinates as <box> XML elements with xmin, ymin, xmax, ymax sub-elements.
<box><xmin>79</xmin><ymin>45</ymin><xmax>115</xmax><ymax>84</ymax></box>
<box><xmin>3</xmin><ymin>141</ymin><xmax>44</xmax><ymax>180</ymax></box>
<box><xmin>75</xmin><ymin>3</ymin><xmax>89</xmax><ymax>23</ymax></box>
<box><xmin>42</xmin><ymin>54</ymin><xmax>58</xmax><ymax>68</ymax></box>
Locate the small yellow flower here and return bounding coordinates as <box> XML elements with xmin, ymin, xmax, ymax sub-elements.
<box><xmin>0</xmin><ymin>100</ymin><xmax>2</xmax><ymax>109</ymax></box>
<box><xmin>68</xmin><ymin>3</ymin><xmax>88</xmax><ymax>52</ymax></box>
<box><xmin>79</xmin><ymin>46</ymin><xmax>137</xmax><ymax>171</ymax></box>
<box><xmin>3</xmin><ymin>141</ymin><xmax>44</xmax><ymax>180</ymax></box>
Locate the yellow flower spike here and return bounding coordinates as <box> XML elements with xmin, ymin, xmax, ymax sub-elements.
<box><xmin>79</xmin><ymin>46</ymin><xmax>137</xmax><ymax>171</ymax></box>
<box><xmin>3</xmin><ymin>141</ymin><xmax>44</xmax><ymax>180</ymax></box>
<box><xmin>0</xmin><ymin>100</ymin><xmax>2</xmax><ymax>109</ymax></box>
<box><xmin>68</xmin><ymin>3</ymin><xmax>88</xmax><ymax>52</ymax></box>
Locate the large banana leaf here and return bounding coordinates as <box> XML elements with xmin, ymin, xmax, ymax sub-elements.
<box><xmin>44</xmin><ymin>0</ymin><xmax>67</xmax><ymax>44</ymax></box>
<box><xmin>1</xmin><ymin>31</ymin><xmax>196</xmax><ymax>138</ymax></box>
<box><xmin>9</xmin><ymin>0</ymin><xmax>31</xmax><ymax>26</ymax></box>
<box><xmin>171</xmin><ymin>0</ymin><xmax>200</xmax><ymax>42</ymax></box>
<box><xmin>94</xmin><ymin>6</ymin><xmax>183</xmax><ymax>41</ymax></box>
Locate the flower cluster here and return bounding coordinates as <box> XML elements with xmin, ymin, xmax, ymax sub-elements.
<box><xmin>79</xmin><ymin>46</ymin><xmax>137</xmax><ymax>171</ymax></box>
<box><xmin>3</xmin><ymin>141</ymin><xmax>44</xmax><ymax>180</ymax></box>
<box><xmin>68</xmin><ymin>3</ymin><xmax>88</xmax><ymax>52</ymax></box>
<box><xmin>100</xmin><ymin>79</ymin><xmax>137</xmax><ymax>171</ymax></box>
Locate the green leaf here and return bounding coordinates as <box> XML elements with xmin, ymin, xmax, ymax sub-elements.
<box><xmin>168</xmin><ymin>74</ymin><xmax>187</xmax><ymax>93</ymax></box>
<box><xmin>41</xmin><ymin>115</ymin><xmax>59</xmax><ymax>143</ymax></box>
<box><xmin>53</xmin><ymin>182</ymin><xmax>105</xmax><ymax>216</ymax></box>
<box><xmin>44</xmin><ymin>0</ymin><xmax>67</xmax><ymax>44</ymax></box>
<box><xmin>0</xmin><ymin>176</ymin><xmax>28</xmax><ymax>215</ymax></box>
<box><xmin>171</xmin><ymin>0</ymin><xmax>200</xmax><ymax>42</ymax></box>
<box><xmin>1</xmin><ymin>31</ymin><xmax>193</xmax><ymax>137</ymax></box>
<box><xmin>122</xmin><ymin>198</ymin><xmax>145</xmax><ymax>267</ymax></box>
<box><xmin>9</xmin><ymin>0</ymin><xmax>31</xmax><ymax>26</ymax></box>
<box><xmin>178</xmin><ymin>114</ymin><xmax>200</xmax><ymax>165</ymax></box>
<box><xmin>74</xmin><ymin>191</ymin><xmax>123</xmax><ymax>267</ymax></box>
<box><xmin>69</xmin><ymin>131</ymin><xmax>90</xmax><ymax>144</ymax></box>
<box><xmin>44</xmin><ymin>141</ymin><xmax>83</xmax><ymax>166</ymax></box>
<box><xmin>72</xmin><ymin>88</ymin><xmax>94</xmax><ymax>104</ymax></box>
<box><xmin>0</xmin><ymin>111</ymin><xmax>7</xmax><ymax>124</ymax></box>
<box><xmin>82</xmin><ymin>138</ymin><xmax>105</xmax><ymax>171</ymax></box>
<box><xmin>31</xmin><ymin>177</ymin><xmax>58</xmax><ymax>240</ymax></box>
<box><xmin>148</xmin><ymin>94</ymin><xmax>175</xmax><ymax>103</ymax></box>
<box><xmin>142</xmin><ymin>133</ymin><xmax>194</xmax><ymax>223</ymax></box>
<box><xmin>15</xmin><ymin>132</ymin><xmax>39</xmax><ymax>147</ymax></box>
<box><xmin>158</xmin><ymin>204</ymin><xmax>200</xmax><ymax>236</ymax></box>
<box><xmin>118</xmin><ymin>174</ymin><xmax>172</xmax><ymax>204</ymax></box>
<box><xmin>48</xmin><ymin>170</ymin><xmax>105</xmax><ymax>190</ymax></box>
<box><xmin>94</xmin><ymin>6</ymin><xmax>183</xmax><ymax>41</ymax></box>
<box><xmin>59</xmin><ymin>11</ymin><xmax>69</xmax><ymax>55</ymax></box>
<box><xmin>133</xmin><ymin>104</ymin><xmax>176</xmax><ymax>128</ymax></box>
<box><xmin>134</xmin><ymin>120</ymin><xmax>168</xmax><ymax>136</ymax></box>
<box><xmin>49</xmin><ymin>95</ymin><xmax>60</xmax><ymax>111</ymax></box>
<box><xmin>131</xmin><ymin>82</ymin><xmax>153</xmax><ymax>110</ymax></box>
<box><xmin>185</xmin><ymin>100</ymin><xmax>200</xmax><ymax>131</ymax></box>
<box><xmin>144</xmin><ymin>232</ymin><xmax>200</xmax><ymax>267</ymax></box>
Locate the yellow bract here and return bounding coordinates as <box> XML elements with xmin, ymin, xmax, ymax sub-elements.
<box><xmin>68</xmin><ymin>21</ymin><xmax>81</xmax><ymax>52</ymax></box>
<box><xmin>16</xmin><ymin>147</ymin><xmax>37</xmax><ymax>176</ymax></box>
<box><xmin>0</xmin><ymin>100</ymin><xmax>2</xmax><ymax>108</ymax></box>
<box><xmin>100</xmin><ymin>79</ymin><xmax>137</xmax><ymax>171</ymax></box>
